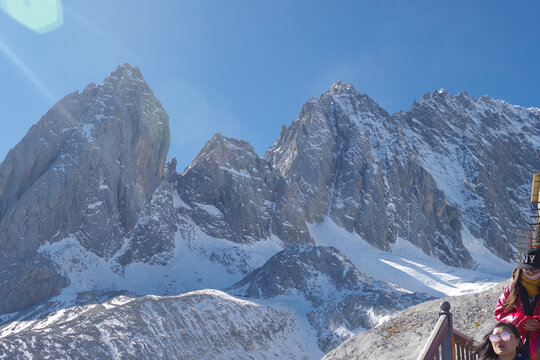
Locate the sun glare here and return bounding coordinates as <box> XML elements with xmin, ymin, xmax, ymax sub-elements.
<box><xmin>0</xmin><ymin>0</ymin><xmax>63</xmax><ymax>33</ymax></box>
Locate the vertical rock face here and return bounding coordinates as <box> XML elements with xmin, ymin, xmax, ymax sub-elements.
<box><xmin>266</xmin><ymin>82</ymin><xmax>473</xmax><ymax>268</ymax></box>
<box><xmin>176</xmin><ymin>133</ymin><xmax>311</xmax><ymax>246</ymax></box>
<box><xmin>398</xmin><ymin>90</ymin><xmax>540</xmax><ymax>261</ymax></box>
<box><xmin>0</xmin><ymin>64</ymin><xmax>171</xmax><ymax>314</ymax></box>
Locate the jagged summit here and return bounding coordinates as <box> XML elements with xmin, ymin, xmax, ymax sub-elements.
<box><xmin>329</xmin><ymin>80</ymin><xmax>357</xmax><ymax>94</ymax></box>
<box><xmin>107</xmin><ymin>63</ymin><xmax>145</xmax><ymax>82</ymax></box>
<box><xmin>178</xmin><ymin>130</ymin><xmax>312</xmax><ymax>247</ymax></box>
<box><xmin>184</xmin><ymin>133</ymin><xmax>257</xmax><ymax>175</ymax></box>
<box><xmin>202</xmin><ymin>133</ymin><xmax>256</xmax><ymax>157</ymax></box>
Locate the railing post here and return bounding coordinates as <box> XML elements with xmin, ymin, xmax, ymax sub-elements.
<box><xmin>440</xmin><ymin>301</ymin><xmax>453</xmax><ymax>360</ymax></box>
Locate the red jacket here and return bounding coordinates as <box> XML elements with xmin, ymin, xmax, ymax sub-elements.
<box><xmin>495</xmin><ymin>284</ymin><xmax>540</xmax><ymax>359</ymax></box>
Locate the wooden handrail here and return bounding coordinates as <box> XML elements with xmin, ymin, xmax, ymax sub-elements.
<box><xmin>417</xmin><ymin>313</ymin><xmax>451</xmax><ymax>359</ymax></box>
<box><xmin>417</xmin><ymin>302</ymin><xmax>479</xmax><ymax>360</ymax></box>
<box><xmin>453</xmin><ymin>328</ymin><xmax>477</xmax><ymax>350</ymax></box>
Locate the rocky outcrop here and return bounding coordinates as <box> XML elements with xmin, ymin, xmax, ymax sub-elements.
<box><xmin>0</xmin><ymin>64</ymin><xmax>171</xmax><ymax>314</ymax></box>
<box><xmin>176</xmin><ymin>133</ymin><xmax>311</xmax><ymax>246</ymax></box>
<box><xmin>322</xmin><ymin>280</ymin><xmax>508</xmax><ymax>360</ymax></box>
<box><xmin>229</xmin><ymin>244</ymin><xmax>432</xmax><ymax>352</ymax></box>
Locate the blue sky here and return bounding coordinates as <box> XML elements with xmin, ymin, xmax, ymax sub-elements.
<box><xmin>0</xmin><ymin>1</ymin><xmax>539</xmax><ymax>170</ymax></box>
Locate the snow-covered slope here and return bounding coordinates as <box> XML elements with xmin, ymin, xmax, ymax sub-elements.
<box><xmin>398</xmin><ymin>89</ymin><xmax>540</xmax><ymax>262</ymax></box>
<box><xmin>310</xmin><ymin>218</ymin><xmax>512</xmax><ymax>298</ymax></box>
<box><xmin>229</xmin><ymin>244</ymin><xmax>433</xmax><ymax>352</ymax></box>
<box><xmin>0</xmin><ymin>289</ymin><xmax>322</xmax><ymax>360</ymax></box>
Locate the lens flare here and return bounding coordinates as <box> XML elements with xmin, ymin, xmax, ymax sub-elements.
<box><xmin>0</xmin><ymin>0</ymin><xmax>63</xmax><ymax>33</ymax></box>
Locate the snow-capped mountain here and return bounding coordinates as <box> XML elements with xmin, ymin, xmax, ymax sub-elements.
<box><xmin>0</xmin><ymin>64</ymin><xmax>537</xmax><ymax>357</ymax></box>
<box><xmin>397</xmin><ymin>89</ymin><xmax>540</xmax><ymax>261</ymax></box>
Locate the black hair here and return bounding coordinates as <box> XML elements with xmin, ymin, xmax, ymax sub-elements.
<box><xmin>478</xmin><ymin>322</ymin><xmax>524</xmax><ymax>360</ymax></box>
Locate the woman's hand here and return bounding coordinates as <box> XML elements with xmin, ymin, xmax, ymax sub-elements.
<box><xmin>524</xmin><ymin>319</ymin><xmax>540</xmax><ymax>331</ymax></box>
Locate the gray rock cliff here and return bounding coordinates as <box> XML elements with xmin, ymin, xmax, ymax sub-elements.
<box><xmin>0</xmin><ymin>64</ymin><xmax>171</xmax><ymax>314</ymax></box>
<box><xmin>266</xmin><ymin>82</ymin><xmax>473</xmax><ymax>268</ymax></box>
<box><xmin>397</xmin><ymin>90</ymin><xmax>540</xmax><ymax>261</ymax></box>
<box><xmin>176</xmin><ymin>133</ymin><xmax>311</xmax><ymax>246</ymax></box>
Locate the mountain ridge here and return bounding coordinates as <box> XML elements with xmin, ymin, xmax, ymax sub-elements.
<box><xmin>0</xmin><ymin>63</ymin><xmax>537</xmax><ymax>358</ymax></box>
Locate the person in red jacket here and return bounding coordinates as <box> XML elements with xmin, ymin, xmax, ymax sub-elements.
<box><xmin>495</xmin><ymin>247</ymin><xmax>540</xmax><ymax>359</ymax></box>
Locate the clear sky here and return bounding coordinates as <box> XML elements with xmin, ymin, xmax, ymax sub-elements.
<box><xmin>1</xmin><ymin>1</ymin><xmax>539</xmax><ymax>170</ymax></box>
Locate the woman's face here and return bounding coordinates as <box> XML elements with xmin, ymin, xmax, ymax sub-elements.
<box><xmin>523</xmin><ymin>268</ymin><xmax>540</xmax><ymax>276</ymax></box>
<box><xmin>490</xmin><ymin>326</ymin><xmax>519</xmax><ymax>357</ymax></box>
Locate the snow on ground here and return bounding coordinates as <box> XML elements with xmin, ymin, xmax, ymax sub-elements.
<box><xmin>37</xmin><ymin>216</ymin><xmax>514</xmax><ymax>303</ymax></box>
<box><xmin>38</xmin><ymin>219</ymin><xmax>284</xmax><ymax>299</ymax></box>
<box><xmin>0</xmin><ymin>289</ymin><xmax>324</xmax><ymax>360</ymax></box>
<box><xmin>310</xmin><ymin>218</ymin><xmax>513</xmax><ymax>298</ymax></box>
<box><xmin>461</xmin><ymin>225</ymin><xmax>514</xmax><ymax>277</ymax></box>
<box><xmin>245</xmin><ymin>294</ymin><xmax>325</xmax><ymax>360</ymax></box>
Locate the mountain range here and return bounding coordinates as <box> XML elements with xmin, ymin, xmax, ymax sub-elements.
<box><xmin>0</xmin><ymin>64</ymin><xmax>538</xmax><ymax>358</ymax></box>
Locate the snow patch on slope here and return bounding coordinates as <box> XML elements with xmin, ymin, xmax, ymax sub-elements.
<box><xmin>38</xmin><ymin>218</ymin><xmax>284</xmax><ymax>298</ymax></box>
<box><xmin>309</xmin><ymin>218</ymin><xmax>511</xmax><ymax>298</ymax></box>
<box><xmin>0</xmin><ymin>289</ymin><xmax>324</xmax><ymax>360</ymax></box>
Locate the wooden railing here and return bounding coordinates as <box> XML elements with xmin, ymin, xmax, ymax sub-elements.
<box><xmin>417</xmin><ymin>301</ymin><xmax>479</xmax><ymax>360</ymax></box>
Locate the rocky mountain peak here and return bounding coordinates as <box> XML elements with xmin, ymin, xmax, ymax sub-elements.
<box><xmin>190</xmin><ymin>133</ymin><xmax>256</xmax><ymax>166</ymax></box>
<box><xmin>229</xmin><ymin>245</ymin><xmax>372</xmax><ymax>301</ymax></box>
<box><xmin>329</xmin><ymin>80</ymin><xmax>356</xmax><ymax>95</ymax></box>
<box><xmin>418</xmin><ymin>89</ymin><xmax>480</xmax><ymax>113</ymax></box>
<box><xmin>184</xmin><ymin>133</ymin><xmax>259</xmax><ymax>174</ymax></box>
<box><xmin>419</xmin><ymin>88</ymin><xmax>451</xmax><ymax>103</ymax></box>
<box><xmin>266</xmin><ymin>81</ymin><xmax>475</xmax><ymax>268</ymax></box>
<box><xmin>103</xmin><ymin>63</ymin><xmax>145</xmax><ymax>84</ymax></box>
<box><xmin>0</xmin><ymin>64</ymin><xmax>171</xmax><ymax>314</ymax></box>
<box><xmin>177</xmin><ymin>131</ymin><xmax>312</xmax><ymax>249</ymax></box>
<box><xmin>325</xmin><ymin>81</ymin><xmax>385</xmax><ymax>118</ymax></box>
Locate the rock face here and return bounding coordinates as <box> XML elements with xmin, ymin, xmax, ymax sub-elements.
<box><xmin>0</xmin><ymin>290</ymin><xmax>317</xmax><ymax>360</ymax></box>
<box><xmin>176</xmin><ymin>133</ymin><xmax>311</xmax><ymax>246</ymax></box>
<box><xmin>229</xmin><ymin>245</ymin><xmax>433</xmax><ymax>352</ymax></box>
<box><xmin>322</xmin><ymin>281</ymin><xmax>508</xmax><ymax>360</ymax></box>
<box><xmin>0</xmin><ymin>64</ymin><xmax>172</xmax><ymax>314</ymax></box>
<box><xmin>266</xmin><ymin>82</ymin><xmax>473</xmax><ymax>268</ymax></box>
<box><xmin>397</xmin><ymin>90</ymin><xmax>540</xmax><ymax>261</ymax></box>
